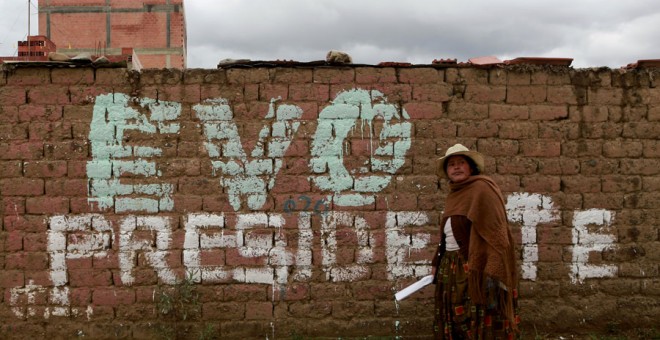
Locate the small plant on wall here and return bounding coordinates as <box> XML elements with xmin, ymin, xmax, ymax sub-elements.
<box><xmin>154</xmin><ymin>270</ymin><xmax>218</xmax><ymax>340</ymax></box>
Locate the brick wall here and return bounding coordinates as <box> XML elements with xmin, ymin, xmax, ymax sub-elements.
<box><xmin>0</xmin><ymin>64</ymin><xmax>658</xmax><ymax>339</ymax></box>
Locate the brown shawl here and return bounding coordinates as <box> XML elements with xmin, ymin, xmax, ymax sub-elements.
<box><xmin>441</xmin><ymin>175</ymin><xmax>518</xmax><ymax>326</ymax></box>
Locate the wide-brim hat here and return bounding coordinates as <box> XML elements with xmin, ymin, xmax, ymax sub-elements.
<box><xmin>436</xmin><ymin>143</ymin><xmax>485</xmax><ymax>178</ymax></box>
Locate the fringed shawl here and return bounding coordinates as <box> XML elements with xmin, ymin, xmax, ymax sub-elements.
<box><xmin>441</xmin><ymin>175</ymin><xmax>518</xmax><ymax>327</ymax></box>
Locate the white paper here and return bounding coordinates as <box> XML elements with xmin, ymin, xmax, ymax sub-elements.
<box><xmin>394</xmin><ymin>275</ymin><xmax>434</xmax><ymax>301</ymax></box>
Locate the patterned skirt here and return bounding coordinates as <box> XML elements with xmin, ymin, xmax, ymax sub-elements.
<box><xmin>433</xmin><ymin>251</ymin><xmax>519</xmax><ymax>340</ymax></box>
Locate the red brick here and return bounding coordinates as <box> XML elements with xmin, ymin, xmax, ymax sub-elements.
<box><xmin>223</xmin><ymin>284</ymin><xmax>267</xmax><ymax>302</ymax></box>
<box><xmin>65</xmin><ymin>160</ymin><xmax>87</xmax><ymax>178</ymax></box>
<box><xmin>521</xmin><ymin>175</ymin><xmax>560</xmax><ymax>192</ymax></box>
<box><xmin>561</xmin><ymin>140</ymin><xmax>603</xmax><ymax>157</ymax></box>
<box><xmin>529</xmin><ymin>105</ymin><xmax>569</xmax><ymax>120</ymax></box>
<box><xmin>5</xmin><ymin>231</ymin><xmax>23</xmax><ymax>251</ymax></box>
<box><xmin>3</xmin><ymin>215</ymin><xmax>47</xmax><ymax>232</ymax></box>
<box><xmin>26</xmin><ymin>197</ymin><xmax>70</xmax><ymax>214</ymax></box>
<box><xmin>520</xmin><ymin>140</ymin><xmax>561</xmax><ymax>157</ymax></box>
<box><xmin>477</xmin><ymin>139</ymin><xmax>519</xmax><ymax>157</ymax></box>
<box><xmin>226</xmin><ymin>68</ymin><xmax>270</xmax><ymax>84</ymax></box>
<box><xmin>580</xmin><ymin>158</ymin><xmax>619</xmax><ymax>175</ymax></box>
<box><xmin>399</xmin><ymin>68</ymin><xmax>442</xmax><ymax>84</ymax></box>
<box><xmin>355</xmin><ymin>67</ymin><xmax>397</xmax><ymax>84</ymax></box>
<box><xmin>269</xmin><ymin>283</ymin><xmax>310</xmax><ymax>301</ymax></box>
<box><xmin>51</xmin><ymin>68</ymin><xmax>95</xmax><ymax>85</ymax></box>
<box><xmin>26</xmin><ymin>86</ymin><xmax>71</xmax><ymax>105</ymax></box>
<box><xmin>537</xmin><ymin>226</ymin><xmax>573</xmax><ymax>245</ymax></box>
<box><xmin>0</xmin><ymin>270</ymin><xmax>24</xmax><ymax>287</ymax></box>
<box><xmin>288</xmin><ymin>301</ymin><xmax>333</xmax><ymax>318</ymax></box>
<box><xmin>5</xmin><ymin>252</ymin><xmax>49</xmax><ymax>270</ymax></box>
<box><xmin>620</xmin><ymin>159</ymin><xmax>660</xmax><ymax>175</ymax></box>
<box><xmin>283</xmin><ymin>140</ymin><xmax>309</xmax><ymax>157</ymax></box>
<box><xmin>506</xmin><ymin>85</ymin><xmax>547</xmax><ymax>104</ymax></box>
<box><xmin>447</xmin><ymin>101</ymin><xmax>488</xmax><ymax>121</ymax></box>
<box><xmin>464</xmin><ymin>85</ymin><xmax>506</xmax><ymax>103</ymax></box>
<box><xmin>6</xmin><ymin>68</ymin><xmax>49</xmax><ymax>86</ymax></box>
<box><xmin>23</xmin><ymin>161</ymin><xmax>68</xmax><ymax>178</ymax></box>
<box><xmin>489</xmin><ymin>104</ymin><xmax>529</xmax><ymax>120</ymax></box>
<box><xmin>537</xmin><ymin>158</ymin><xmax>580</xmax><ymax>175</ymax></box>
<box><xmin>412</xmin><ymin>84</ymin><xmax>452</xmax><ymax>102</ymax></box>
<box><xmin>178</xmin><ymin>178</ymin><xmax>221</xmax><ymax>195</ymax></box>
<box><xmin>0</xmin><ymin>161</ymin><xmax>22</xmax><ymax>177</ymax></box>
<box><xmin>496</xmin><ymin>157</ymin><xmax>537</xmax><ymax>175</ymax></box>
<box><xmin>43</xmin><ymin>141</ymin><xmax>89</xmax><ymax>160</ymax></box>
<box><xmin>457</xmin><ymin>121</ymin><xmax>499</xmax><ymax>138</ymax></box>
<box><xmin>23</xmin><ymin>233</ymin><xmax>47</xmax><ymax>252</ymax></box>
<box><xmin>547</xmin><ymin>86</ymin><xmax>578</xmax><ymax>104</ymax></box>
<box><xmin>376</xmin><ymin>83</ymin><xmax>412</xmax><ymax>102</ymax></box>
<box><xmin>202</xmin><ymin>302</ymin><xmax>245</xmax><ymax>320</ymax></box>
<box><xmin>66</xmin><ymin>257</ymin><xmax>93</xmax><ymax>270</ymax></box>
<box><xmin>0</xmin><ymin>86</ymin><xmax>28</xmax><ymax>106</ymax></box>
<box><xmin>579</xmin><ymin>123</ymin><xmax>623</xmax><ymax>139</ymax></box>
<box><xmin>92</xmin><ymin>288</ymin><xmax>136</xmax><ymax>306</ymax></box>
<box><xmin>245</xmin><ymin>302</ymin><xmax>274</xmax><ymax>320</ymax></box>
<box><xmin>94</xmin><ymin>68</ymin><xmax>130</xmax><ymax>85</ymax></box>
<box><xmin>45</xmin><ymin>179</ymin><xmax>88</xmax><ymax>196</ymax></box>
<box><xmin>507</xmin><ymin>71</ymin><xmax>531</xmax><ymax>85</ymax></box>
<box><xmin>0</xmin><ymin>142</ymin><xmax>44</xmax><ymax>160</ymax></box>
<box><xmin>313</xmin><ymin>68</ymin><xmax>354</xmax><ymax>84</ymax></box>
<box><xmin>649</xmin><ymin>105</ymin><xmax>660</xmax><ymax>121</ymax></box>
<box><xmin>622</xmin><ymin>122</ymin><xmax>660</xmax><ymax>139</ymax></box>
<box><xmin>403</xmin><ymin>102</ymin><xmax>444</xmax><ymax>119</ymax></box>
<box><xmin>0</xmin><ymin>123</ymin><xmax>28</xmax><ymax>141</ymax></box>
<box><xmin>498</xmin><ymin>122</ymin><xmax>538</xmax><ymax>139</ymax></box>
<box><xmin>568</xmin><ymin>105</ymin><xmax>609</xmax><ymax>122</ymax></box>
<box><xmin>0</xmin><ymin>178</ymin><xmax>44</xmax><ymax>196</ymax></box>
<box><xmin>456</xmin><ymin>68</ymin><xmax>489</xmax><ymax>84</ymax></box>
<box><xmin>332</xmin><ymin>301</ymin><xmax>376</xmax><ymax>319</ymax></box>
<box><xmin>590</xmin><ymin>88</ymin><xmax>624</xmax><ymax>105</ymax></box>
<box><xmin>584</xmin><ymin>193</ymin><xmax>624</xmax><ymax>209</ymax></box>
<box><xmin>415</xmin><ymin>120</ymin><xmax>457</xmax><ymax>139</ymax></box>
<box><xmin>561</xmin><ymin>176</ymin><xmax>601</xmax><ymax>193</ymax></box>
<box><xmin>288</xmin><ymin>83</ymin><xmax>330</xmax><ymax>102</ymax></box>
<box><xmin>225</xmin><ymin>248</ymin><xmax>267</xmax><ymax>266</ymax></box>
<box><xmin>270</xmin><ymin>68</ymin><xmax>312</xmax><ymax>83</ymax></box>
<box><xmin>69</xmin><ymin>269</ymin><xmax>113</xmax><ymax>287</ymax></box>
<box><xmin>30</xmin><ymin>122</ymin><xmax>73</xmax><ymax>141</ymax></box>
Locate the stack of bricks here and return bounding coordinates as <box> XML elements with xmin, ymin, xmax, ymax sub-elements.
<box><xmin>0</xmin><ymin>63</ymin><xmax>658</xmax><ymax>338</ymax></box>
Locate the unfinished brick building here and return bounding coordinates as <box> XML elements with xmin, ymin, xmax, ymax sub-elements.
<box><xmin>38</xmin><ymin>0</ymin><xmax>186</xmax><ymax>69</ymax></box>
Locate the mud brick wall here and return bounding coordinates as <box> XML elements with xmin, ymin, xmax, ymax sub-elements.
<box><xmin>0</xmin><ymin>64</ymin><xmax>658</xmax><ymax>339</ymax></box>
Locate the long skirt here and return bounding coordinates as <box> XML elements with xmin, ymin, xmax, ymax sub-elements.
<box><xmin>433</xmin><ymin>251</ymin><xmax>519</xmax><ymax>340</ymax></box>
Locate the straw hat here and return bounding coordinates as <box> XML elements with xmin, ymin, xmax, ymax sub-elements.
<box><xmin>436</xmin><ymin>143</ymin><xmax>485</xmax><ymax>178</ymax></box>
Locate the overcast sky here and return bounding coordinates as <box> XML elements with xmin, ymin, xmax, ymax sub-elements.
<box><xmin>1</xmin><ymin>0</ymin><xmax>659</xmax><ymax>69</ymax></box>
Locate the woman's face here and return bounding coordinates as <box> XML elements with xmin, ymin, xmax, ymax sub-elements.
<box><xmin>445</xmin><ymin>155</ymin><xmax>473</xmax><ymax>183</ymax></box>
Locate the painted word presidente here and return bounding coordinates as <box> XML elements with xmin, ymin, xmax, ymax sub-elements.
<box><xmin>10</xmin><ymin>196</ymin><xmax>615</xmax><ymax>319</ymax></box>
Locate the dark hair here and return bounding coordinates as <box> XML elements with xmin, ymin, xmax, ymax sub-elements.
<box><xmin>443</xmin><ymin>155</ymin><xmax>481</xmax><ymax>176</ymax></box>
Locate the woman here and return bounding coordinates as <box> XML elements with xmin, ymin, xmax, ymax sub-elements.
<box><xmin>432</xmin><ymin>144</ymin><xmax>520</xmax><ymax>340</ymax></box>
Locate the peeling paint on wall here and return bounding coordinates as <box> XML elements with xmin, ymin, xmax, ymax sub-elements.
<box><xmin>570</xmin><ymin>209</ymin><xmax>617</xmax><ymax>283</ymax></box>
<box><xmin>194</xmin><ymin>98</ymin><xmax>303</xmax><ymax>211</ymax></box>
<box><xmin>87</xmin><ymin>93</ymin><xmax>180</xmax><ymax>212</ymax></box>
<box><xmin>309</xmin><ymin>89</ymin><xmax>412</xmax><ymax>207</ymax></box>
<box><xmin>10</xmin><ymin>197</ymin><xmax>618</xmax><ymax>318</ymax></box>
<box><xmin>506</xmin><ymin>193</ymin><xmax>560</xmax><ymax>281</ymax></box>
